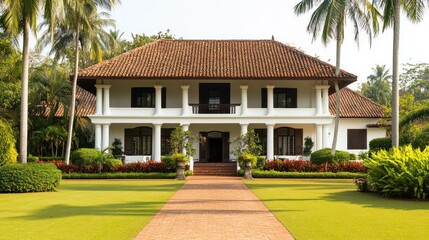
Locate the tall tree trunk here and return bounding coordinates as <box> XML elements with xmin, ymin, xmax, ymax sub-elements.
<box><xmin>391</xmin><ymin>0</ymin><xmax>400</xmax><ymax>148</ymax></box>
<box><xmin>65</xmin><ymin>20</ymin><xmax>80</xmax><ymax>165</ymax></box>
<box><xmin>19</xmin><ymin>19</ymin><xmax>30</xmax><ymax>163</ymax></box>
<box><xmin>331</xmin><ymin>38</ymin><xmax>341</xmax><ymax>155</ymax></box>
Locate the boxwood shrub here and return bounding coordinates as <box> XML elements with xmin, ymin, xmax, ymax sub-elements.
<box><xmin>369</xmin><ymin>137</ymin><xmax>392</xmax><ymax>155</ymax></box>
<box><xmin>0</xmin><ymin>163</ymin><xmax>62</xmax><ymax>193</ymax></box>
<box><xmin>310</xmin><ymin>148</ymin><xmax>350</xmax><ymax>164</ymax></box>
<box><xmin>365</xmin><ymin>145</ymin><xmax>429</xmax><ymax>199</ymax></box>
<box><xmin>70</xmin><ymin>148</ymin><xmax>102</xmax><ymax>167</ymax></box>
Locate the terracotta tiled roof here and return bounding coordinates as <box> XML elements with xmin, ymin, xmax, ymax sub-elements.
<box><xmin>53</xmin><ymin>86</ymin><xmax>96</xmax><ymax>117</ymax></box>
<box><xmin>329</xmin><ymin>87</ymin><xmax>385</xmax><ymax>118</ymax></box>
<box><xmin>77</xmin><ymin>39</ymin><xmax>357</xmax><ymax>90</ymax></box>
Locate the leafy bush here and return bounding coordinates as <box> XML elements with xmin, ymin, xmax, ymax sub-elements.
<box><xmin>171</xmin><ymin>152</ymin><xmax>187</xmax><ymax>162</ymax></box>
<box><xmin>349</xmin><ymin>153</ymin><xmax>357</xmax><ymax>160</ymax></box>
<box><xmin>310</xmin><ymin>148</ymin><xmax>350</xmax><ymax>164</ymax></box>
<box><xmin>103</xmin><ymin>159</ymin><xmax>122</xmax><ymax>171</ymax></box>
<box><xmin>27</xmin><ymin>155</ymin><xmax>39</xmax><ymax>163</ymax></box>
<box><xmin>238</xmin><ymin>169</ymin><xmax>366</xmax><ymax>179</ymax></box>
<box><xmin>256</xmin><ymin>156</ymin><xmax>266</xmax><ymax>169</ymax></box>
<box><xmin>263</xmin><ymin>160</ymin><xmax>366</xmax><ymax>173</ymax></box>
<box><xmin>161</xmin><ymin>156</ymin><xmax>176</xmax><ymax>171</ymax></box>
<box><xmin>0</xmin><ymin>119</ymin><xmax>18</xmax><ymax>166</ymax></box>
<box><xmin>365</xmin><ymin>145</ymin><xmax>429</xmax><ymax>199</ymax></box>
<box><xmin>369</xmin><ymin>137</ymin><xmax>392</xmax><ymax>155</ymax></box>
<box><xmin>70</xmin><ymin>148</ymin><xmax>102</xmax><ymax>167</ymax></box>
<box><xmin>0</xmin><ymin>163</ymin><xmax>61</xmax><ymax>193</ymax></box>
<box><xmin>358</xmin><ymin>151</ymin><xmax>369</xmax><ymax>160</ymax></box>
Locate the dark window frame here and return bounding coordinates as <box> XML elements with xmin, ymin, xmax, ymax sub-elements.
<box><xmin>261</xmin><ymin>88</ymin><xmax>297</xmax><ymax>108</ymax></box>
<box><xmin>131</xmin><ymin>87</ymin><xmax>166</xmax><ymax>108</ymax></box>
<box><xmin>125</xmin><ymin>127</ymin><xmax>152</xmax><ymax>155</ymax></box>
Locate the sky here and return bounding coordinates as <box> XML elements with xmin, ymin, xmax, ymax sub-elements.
<box><xmin>52</xmin><ymin>0</ymin><xmax>429</xmax><ymax>89</ymax></box>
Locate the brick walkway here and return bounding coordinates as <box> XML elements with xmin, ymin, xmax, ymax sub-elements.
<box><xmin>134</xmin><ymin>176</ymin><xmax>294</xmax><ymax>240</ymax></box>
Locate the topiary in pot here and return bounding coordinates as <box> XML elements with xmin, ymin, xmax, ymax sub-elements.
<box><xmin>172</xmin><ymin>152</ymin><xmax>188</xmax><ymax>180</ymax></box>
<box><xmin>239</xmin><ymin>153</ymin><xmax>256</xmax><ymax>180</ymax></box>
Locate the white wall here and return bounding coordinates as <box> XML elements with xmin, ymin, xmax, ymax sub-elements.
<box><xmin>326</xmin><ymin>118</ymin><xmax>386</xmax><ymax>154</ymax></box>
<box><xmin>106</xmin><ymin>79</ymin><xmax>317</xmax><ymax>108</ymax></box>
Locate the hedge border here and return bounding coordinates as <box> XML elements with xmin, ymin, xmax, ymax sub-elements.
<box><xmin>62</xmin><ymin>170</ymin><xmax>193</xmax><ymax>179</ymax></box>
<box><xmin>238</xmin><ymin>170</ymin><xmax>366</xmax><ymax>179</ymax></box>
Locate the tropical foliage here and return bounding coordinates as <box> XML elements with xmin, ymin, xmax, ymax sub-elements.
<box><xmin>365</xmin><ymin>145</ymin><xmax>429</xmax><ymax>199</ymax></box>
<box><xmin>0</xmin><ymin>119</ymin><xmax>18</xmax><ymax>166</ymax></box>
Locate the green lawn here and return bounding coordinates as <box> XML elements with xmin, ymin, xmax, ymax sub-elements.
<box><xmin>246</xmin><ymin>179</ymin><xmax>429</xmax><ymax>240</ymax></box>
<box><xmin>0</xmin><ymin>180</ymin><xmax>183</xmax><ymax>240</ymax></box>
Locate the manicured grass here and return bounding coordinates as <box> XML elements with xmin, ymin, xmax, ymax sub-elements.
<box><xmin>0</xmin><ymin>180</ymin><xmax>183</xmax><ymax>240</ymax></box>
<box><xmin>246</xmin><ymin>179</ymin><xmax>429</xmax><ymax>240</ymax></box>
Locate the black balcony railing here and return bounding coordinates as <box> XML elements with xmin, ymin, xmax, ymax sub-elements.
<box><xmin>189</xmin><ymin>104</ymin><xmax>240</xmax><ymax>114</ymax></box>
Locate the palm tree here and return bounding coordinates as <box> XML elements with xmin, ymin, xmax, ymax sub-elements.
<box><xmin>361</xmin><ymin>64</ymin><xmax>392</xmax><ymax>106</ymax></box>
<box><xmin>63</xmin><ymin>0</ymin><xmax>119</xmax><ymax>164</ymax></box>
<box><xmin>1</xmin><ymin>0</ymin><xmax>63</xmax><ymax>163</ymax></box>
<box><xmin>294</xmin><ymin>0</ymin><xmax>379</xmax><ymax>154</ymax></box>
<box><xmin>373</xmin><ymin>0</ymin><xmax>429</xmax><ymax>147</ymax></box>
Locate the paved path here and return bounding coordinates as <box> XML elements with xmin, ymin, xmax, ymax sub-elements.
<box><xmin>134</xmin><ymin>176</ymin><xmax>294</xmax><ymax>240</ymax></box>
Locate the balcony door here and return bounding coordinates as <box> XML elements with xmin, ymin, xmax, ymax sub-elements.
<box><xmin>199</xmin><ymin>83</ymin><xmax>230</xmax><ymax>113</ymax></box>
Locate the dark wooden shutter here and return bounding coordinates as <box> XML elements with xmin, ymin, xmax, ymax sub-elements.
<box><xmin>131</xmin><ymin>88</ymin><xmax>140</xmax><ymax>107</ymax></box>
<box><xmin>124</xmin><ymin>129</ymin><xmax>133</xmax><ymax>155</ymax></box>
<box><xmin>294</xmin><ymin>129</ymin><xmax>303</xmax><ymax>155</ymax></box>
<box><xmin>261</xmin><ymin>88</ymin><xmax>267</xmax><ymax>108</ymax></box>
<box><xmin>347</xmin><ymin>129</ymin><xmax>367</xmax><ymax>149</ymax></box>
<box><xmin>199</xmin><ymin>132</ymin><xmax>208</xmax><ymax>162</ymax></box>
<box><xmin>162</xmin><ymin>87</ymin><xmax>167</xmax><ymax>108</ymax></box>
<box><xmin>288</xmin><ymin>88</ymin><xmax>298</xmax><ymax>108</ymax></box>
<box><xmin>222</xmin><ymin>132</ymin><xmax>230</xmax><ymax>162</ymax></box>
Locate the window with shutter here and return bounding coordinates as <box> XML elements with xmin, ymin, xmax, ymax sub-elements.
<box><xmin>131</xmin><ymin>87</ymin><xmax>166</xmax><ymax>108</ymax></box>
<box><xmin>261</xmin><ymin>88</ymin><xmax>297</xmax><ymax>108</ymax></box>
<box><xmin>124</xmin><ymin>127</ymin><xmax>153</xmax><ymax>155</ymax></box>
<box><xmin>347</xmin><ymin>129</ymin><xmax>367</xmax><ymax>149</ymax></box>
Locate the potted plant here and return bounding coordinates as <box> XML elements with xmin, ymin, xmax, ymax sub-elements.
<box><xmin>238</xmin><ymin>153</ymin><xmax>257</xmax><ymax>180</ymax></box>
<box><xmin>169</xmin><ymin>126</ymin><xmax>196</xmax><ymax>180</ymax></box>
<box><xmin>230</xmin><ymin>130</ymin><xmax>262</xmax><ymax>180</ymax></box>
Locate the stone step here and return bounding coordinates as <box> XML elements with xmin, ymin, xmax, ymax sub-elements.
<box><xmin>193</xmin><ymin>163</ymin><xmax>237</xmax><ymax>176</ymax></box>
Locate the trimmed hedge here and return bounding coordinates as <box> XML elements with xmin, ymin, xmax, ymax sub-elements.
<box><xmin>0</xmin><ymin>163</ymin><xmax>62</xmax><ymax>193</ymax></box>
<box><xmin>238</xmin><ymin>169</ymin><xmax>366</xmax><ymax>179</ymax></box>
<box><xmin>310</xmin><ymin>148</ymin><xmax>350</xmax><ymax>164</ymax></box>
<box><xmin>369</xmin><ymin>137</ymin><xmax>392</xmax><ymax>154</ymax></box>
<box><xmin>62</xmin><ymin>170</ymin><xmax>193</xmax><ymax>179</ymax></box>
<box><xmin>365</xmin><ymin>145</ymin><xmax>429</xmax><ymax>199</ymax></box>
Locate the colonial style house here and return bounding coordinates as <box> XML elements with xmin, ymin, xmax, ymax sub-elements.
<box><xmin>77</xmin><ymin>39</ymin><xmax>385</xmax><ymax>166</ymax></box>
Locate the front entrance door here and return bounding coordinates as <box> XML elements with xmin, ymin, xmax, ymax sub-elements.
<box><xmin>199</xmin><ymin>131</ymin><xmax>230</xmax><ymax>162</ymax></box>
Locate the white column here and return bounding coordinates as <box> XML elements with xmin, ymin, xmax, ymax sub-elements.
<box><xmin>103</xmin><ymin>85</ymin><xmax>111</xmax><ymax>115</ymax></box>
<box><xmin>323</xmin><ymin>124</ymin><xmax>330</xmax><ymax>149</ymax></box>
<box><xmin>315</xmin><ymin>86</ymin><xmax>322</xmax><ymax>116</ymax></box>
<box><xmin>153</xmin><ymin>123</ymin><xmax>162</xmax><ymax>162</ymax></box>
<box><xmin>266</xmin><ymin>85</ymin><xmax>275</xmax><ymax>116</ymax></box>
<box><xmin>322</xmin><ymin>85</ymin><xmax>330</xmax><ymax>115</ymax></box>
<box><xmin>266</xmin><ymin>124</ymin><xmax>274</xmax><ymax>160</ymax></box>
<box><xmin>95</xmin><ymin>124</ymin><xmax>102</xmax><ymax>150</ymax></box>
<box><xmin>181</xmin><ymin>85</ymin><xmax>190</xmax><ymax>116</ymax></box>
<box><xmin>154</xmin><ymin>85</ymin><xmax>163</xmax><ymax>115</ymax></box>
<box><xmin>240</xmin><ymin>123</ymin><xmax>248</xmax><ymax>135</ymax></box>
<box><xmin>316</xmin><ymin>124</ymin><xmax>323</xmax><ymax>150</ymax></box>
<box><xmin>102</xmin><ymin>124</ymin><xmax>110</xmax><ymax>151</ymax></box>
<box><xmin>95</xmin><ymin>85</ymin><xmax>103</xmax><ymax>115</ymax></box>
<box><xmin>240</xmin><ymin>85</ymin><xmax>248</xmax><ymax>116</ymax></box>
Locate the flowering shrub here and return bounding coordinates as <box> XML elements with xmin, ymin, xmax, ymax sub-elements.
<box><xmin>263</xmin><ymin>160</ymin><xmax>366</xmax><ymax>173</ymax></box>
<box><xmin>354</xmin><ymin>178</ymin><xmax>368</xmax><ymax>192</ymax></box>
